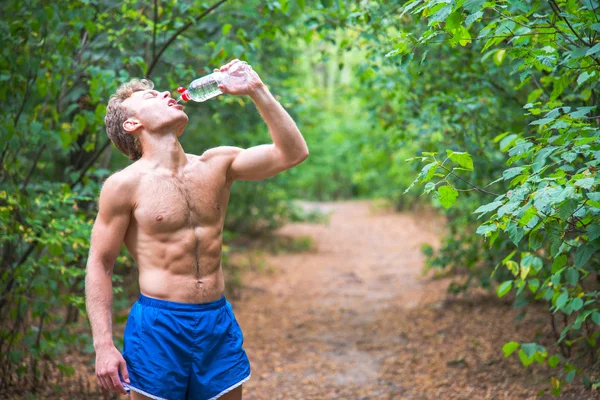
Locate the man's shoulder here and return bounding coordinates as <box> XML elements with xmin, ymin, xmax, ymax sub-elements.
<box><xmin>99</xmin><ymin>168</ymin><xmax>139</xmax><ymax>204</ymax></box>
<box><xmin>103</xmin><ymin>167</ymin><xmax>138</xmax><ymax>187</ymax></box>
<box><xmin>199</xmin><ymin>146</ymin><xmax>244</xmax><ymax>161</ymax></box>
<box><xmin>196</xmin><ymin>147</ymin><xmax>244</xmax><ymax>181</ymax></box>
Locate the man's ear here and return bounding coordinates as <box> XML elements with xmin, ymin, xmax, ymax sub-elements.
<box><xmin>123</xmin><ymin>118</ymin><xmax>142</xmax><ymax>133</ymax></box>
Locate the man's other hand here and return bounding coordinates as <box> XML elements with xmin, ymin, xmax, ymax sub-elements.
<box><xmin>95</xmin><ymin>344</ymin><xmax>130</xmax><ymax>396</ymax></box>
<box><xmin>215</xmin><ymin>59</ymin><xmax>265</xmax><ymax>97</ymax></box>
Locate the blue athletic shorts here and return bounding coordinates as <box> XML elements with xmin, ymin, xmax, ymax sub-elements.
<box><xmin>120</xmin><ymin>293</ymin><xmax>251</xmax><ymax>400</ymax></box>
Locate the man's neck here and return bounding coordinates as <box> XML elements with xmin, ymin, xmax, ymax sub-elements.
<box><xmin>139</xmin><ymin>133</ymin><xmax>188</xmax><ymax>173</ymax></box>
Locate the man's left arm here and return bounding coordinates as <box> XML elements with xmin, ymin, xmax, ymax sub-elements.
<box><xmin>212</xmin><ymin>61</ymin><xmax>309</xmax><ymax>182</ymax></box>
<box><xmin>227</xmin><ymin>84</ymin><xmax>308</xmax><ymax>181</ymax></box>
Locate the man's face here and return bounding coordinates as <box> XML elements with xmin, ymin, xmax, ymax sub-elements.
<box><xmin>123</xmin><ymin>89</ymin><xmax>188</xmax><ymax>135</ymax></box>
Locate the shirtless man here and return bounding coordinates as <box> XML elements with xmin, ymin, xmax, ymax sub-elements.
<box><xmin>85</xmin><ymin>59</ymin><xmax>309</xmax><ymax>400</ymax></box>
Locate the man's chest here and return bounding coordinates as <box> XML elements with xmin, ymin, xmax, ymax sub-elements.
<box><xmin>132</xmin><ymin>169</ymin><xmax>230</xmax><ymax>234</ymax></box>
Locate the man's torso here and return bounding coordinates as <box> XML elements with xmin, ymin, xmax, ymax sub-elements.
<box><xmin>118</xmin><ymin>151</ymin><xmax>233</xmax><ymax>303</ymax></box>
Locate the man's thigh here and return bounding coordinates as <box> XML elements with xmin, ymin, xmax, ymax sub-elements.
<box><xmin>129</xmin><ymin>385</ymin><xmax>243</xmax><ymax>400</ymax></box>
<box><xmin>219</xmin><ymin>384</ymin><xmax>243</xmax><ymax>400</ymax></box>
<box><xmin>130</xmin><ymin>391</ymin><xmax>154</xmax><ymax>400</ymax></box>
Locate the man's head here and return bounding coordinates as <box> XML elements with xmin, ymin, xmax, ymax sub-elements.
<box><xmin>105</xmin><ymin>78</ymin><xmax>188</xmax><ymax>161</ymax></box>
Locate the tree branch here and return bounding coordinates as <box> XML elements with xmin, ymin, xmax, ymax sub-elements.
<box><xmin>70</xmin><ymin>138</ymin><xmax>113</xmax><ymax>189</ymax></box>
<box><xmin>437</xmin><ymin>163</ymin><xmax>500</xmax><ymax>197</ymax></box>
<box><xmin>146</xmin><ymin>0</ymin><xmax>229</xmax><ymax>77</ymax></box>
<box><xmin>153</xmin><ymin>0</ymin><xmax>158</xmax><ymax>61</ymax></box>
<box><xmin>19</xmin><ymin>143</ymin><xmax>47</xmax><ymax>194</ymax></box>
<box><xmin>549</xmin><ymin>0</ymin><xmax>591</xmax><ymax>46</ymax></box>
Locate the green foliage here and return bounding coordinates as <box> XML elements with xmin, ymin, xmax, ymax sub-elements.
<box><xmin>360</xmin><ymin>0</ymin><xmax>600</xmax><ymax>393</ymax></box>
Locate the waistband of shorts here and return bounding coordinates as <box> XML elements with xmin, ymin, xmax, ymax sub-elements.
<box><xmin>137</xmin><ymin>293</ymin><xmax>227</xmax><ymax>312</ymax></box>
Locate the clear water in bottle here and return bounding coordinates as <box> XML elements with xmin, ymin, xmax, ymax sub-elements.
<box><xmin>186</xmin><ymin>73</ymin><xmax>226</xmax><ymax>102</ymax></box>
<box><xmin>177</xmin><ymin>61</ymin><xmax>253</xmax><ymax>103</ymax></box>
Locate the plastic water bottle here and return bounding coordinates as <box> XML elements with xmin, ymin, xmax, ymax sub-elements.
<box><xmin>176</xmin><ymin>61</ymin><xmax>253</xmax><ymax>102</ymax></box>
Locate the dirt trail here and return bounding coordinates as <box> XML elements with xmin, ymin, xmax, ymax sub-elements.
<box><xmin>229</xmin><ymin>199</ymin><xmax>598</xmax><ymax>400</ymax></box>
<box><xmin>229</xmin><ymin>199</ymin><xmax>443</xmax><ymax>399</ymax></box>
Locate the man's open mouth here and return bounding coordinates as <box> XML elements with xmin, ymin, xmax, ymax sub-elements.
<box><xmin>168</xmin><ymin>99</ymin><xmax>177</xmax><ymax>107</ymax></box>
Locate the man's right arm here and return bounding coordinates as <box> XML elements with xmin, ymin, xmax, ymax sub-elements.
<box><xmin>85</xmin><ymin>172</ymin><xmax>135</xmax><ymax>395</ymax></box>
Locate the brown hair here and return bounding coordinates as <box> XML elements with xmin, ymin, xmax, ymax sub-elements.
<box><xmin>105</xmin><ymin>78</ymin><xmax>154</xmax><ymax>161</ymax></box>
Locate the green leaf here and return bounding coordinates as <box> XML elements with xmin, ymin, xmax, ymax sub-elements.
<box><xmin>532</xmin><ymin>146</ymin><xmax>557</xmax><ymax>172</ymax></box>
<box><xmin>548</xmin><ymin>355</ymin><xmax>560</xmax><ymax>368</ymax></box>
<box><xmin>400</xmin><ymin>0</ymin><xmax>423</xmax><ymax>17</ymax></box>
<box><xmin>493</xmin><ymin>49</ymin><xmax>506</xmax><ymax>66</ymax></box>
<box><xmin>445</xmin><ymin>11</ymin><xmax>462</xmax><ymax>32</ymax></box>
<box><xmin>551</xmin><ymin>272</ymin><xmax>562</xmax><ymax>287</ymax></box>
<box><xmin>476</xmin><ymin>223</ymin><xmax>497</xmax><ymax>235</ymax></box>
<box><xmin>463</xmin><ymin>0</ymin><xmax>485</xmax><ymax>12</ymax></box>
<box><xmin>506</xmin><ymin>260</ymin><xmax>519</xmax><ymax>276</ymax></box>
<box><xmin>577</xmin><ymin>71</ymin><xmax>595</xmax><ymax>86</ymax></box>
<box><xmin>518</xmin><ymin>348</ymin><xmax>534</xmax><ymax>367</ymax></box>
<box><xmin>527</xmin><ymin>279</ymin><xmax>540</xmax><ymax>293</ymax></box>
<box><xmin>565</xmin><ymin>268</ymin><xmax>579</xmax><ymax>286</ymax></box>
<box><xmin>574</xmin><ymin>241</ymin><xmax>600</xmax><ymax>268</ymax></box>
<box><xmin>222</xmin><ymin>23</ymin><xmax>232</xmax><ymax>35</ymax></box>
<box><xmin>521</xmin><ymin>343</ymin><xmax>538</xmax><ymax>358</ymax></box>
<box><xmin>499</xmin><ymin>134</ymin><xmax>518</xmax><ymax>151</ymax></box>
<box><xmin>437</xmin><ymin>186</ymin><xmax>458</xmax><ymax>210</ymax></box>
<box><xmin>530</xmin><ymin>117</ymin><xmax>555</xmax><ymax>126</ymax></box>
<box><xmin>575</xmin><ymin>178</ymin><xmax>595</xmax><ymax>189</ymax></box>
<box><xmin>555</xmin><ymin>292</ymin><xmax>569</xmax><ymax>310</ymax></box>
<box><xmin>497</xmin><ymin>280</ymin><xmax>513</xmax><ymax>298</ymax></box>
<box><xmin>531</xmin><ymin>256</ymin><xmax>543</xmax><ymax>272</ymax></box>
<box><xmin>527</xmin><ymin>89</ymin><xmax>543</xmax><ymax>104</ymax></box>
<box><xmin>465</xmin><ymin>10</ymin><xmax>483</xmax><ymax>25</ymax></box>
<box><xmin>570</xmin><ymin>297</ymin><xmax>583</xmax><ymax>311</ymax></box>
<box><xmin>474</xmin><ymin>200</ymin><xmax>504</xmax><ymax>215</ymax></box>
<box><xmin>457</xmin><ymin>25</ymin><xmax>472</xmax><ymax>46</ymax></box>
<box><xmin>587</xmin><ymin>225</ymin><xmax>600</xmax><ymax>241</ymax></box>
<box><xmin>529</xmin><ymin>230</ymin><xmax>544</xmax><ymax>251</ymax></box>
<box><xmin>550</xmin><ymin>75</ymin><xmax>571</xmax><ymax>101</ymax></box>
<box><xmin>498</xmin><ymin>201</ymin><xmax>519</xmax><ymax>218</ymax></box>
<box><xmin>505</xmin><ymin>222</ymin><xmax>524</xmax><ymax>245</ymax></box>
<box><xmin>446</xmin><ymin>150</ymin><xmax>474</xmax><ymax>170</ymax></box>
<box><xmin>502</xmin><ymin>341</ymin><xmax>520</xmax><ymax>358</ymax></box>
<box><xmin>592</xmin><ymin>312</ymin><xmax>600</xmax><ymax>326</ymax></box>
<box><xmin>429</xmin><ymin>4</ymin><xmax>453</xmax><ymax>25</ymax></box>
<box><xmin>503</xmin><ymin>167</ymin><xmax>524</xmax><ymax>180</ymax></box>
<box><xmin>565</xmin><ymin>369</ymin><xmax>576</xmax><ymax>383</ymax></box>
<box><xmin>588</xmin><ymin>192</ymin><xmax>600</xmax><ymax>201</ymax></box>
<box><xmin>558</xmin><ymin>199</ymin><xmax>579</xmax><ymax>220</ymax></box>
<box><xmin>570</xmin><ymin>106</ymin><xmax>596</xmax><ymax>119</ymax></box>
<box><xmin>586</xmin><ymin>43</ymin><xmax>600</xmax><ymax>57</ymax></box>
<box><xmin>421</xmin><ymin>162</ymin><xmax>438</xmax><ymax>182</ymax></box>
<box><xmin>520</xmin><ymin>263</ymin><xmax>531</xmax><ymax>280</ymax></box>
<box><xmin>552</xmin><ymin>256</ymin><xmax>567</xmax><ymax>274</ymax></box>
<box><xmin>519</xmin><ymin>207</ymin><xmax>537</xmax><ymax>226</ymax></box>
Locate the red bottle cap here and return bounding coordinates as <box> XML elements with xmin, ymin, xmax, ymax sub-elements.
<box><xmin>177</xmin><ymin>87</ymin><xmax>186</xmax><ymax>93</ymax></box>
<box><xmin>181</xmin><ymin>90</ymin><xmax>191</xmax><ymax>101</ymax></box>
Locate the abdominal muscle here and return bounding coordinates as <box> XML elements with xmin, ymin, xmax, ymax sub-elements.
<box><xmin>138</xmin><ymin>267</ymin><xmax>225</xmax><ymax>304</ymax></box>
<box><xmin>127</xmin><ymin>224</ymin><xmax>227</xmax><ymax>304</ymax></box>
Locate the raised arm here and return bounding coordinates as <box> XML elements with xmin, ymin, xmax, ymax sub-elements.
<box><xmin>85</xmin><ymin>172</ymin><xmax>134</xmax><ymax>395</ymax></box>
<box><xmin>214</xmin><ymin>59</ymin><xmax>309</xmax><ymax>182</ymax></box>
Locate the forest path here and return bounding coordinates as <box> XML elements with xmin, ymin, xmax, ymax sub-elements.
<box><xmin>230</xmin><ymin>200</ymin><xmax>552</xmax><ymax>400</ymax></box>
<box><xmin>230</xmin><ymin>199</ymin><xmax>441</xmax><ymax>398</ymax></box>
<box><xmin>230</xmin><ymin>199</ymin><xmax>586</xmax><ymax>399</ymax></box>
